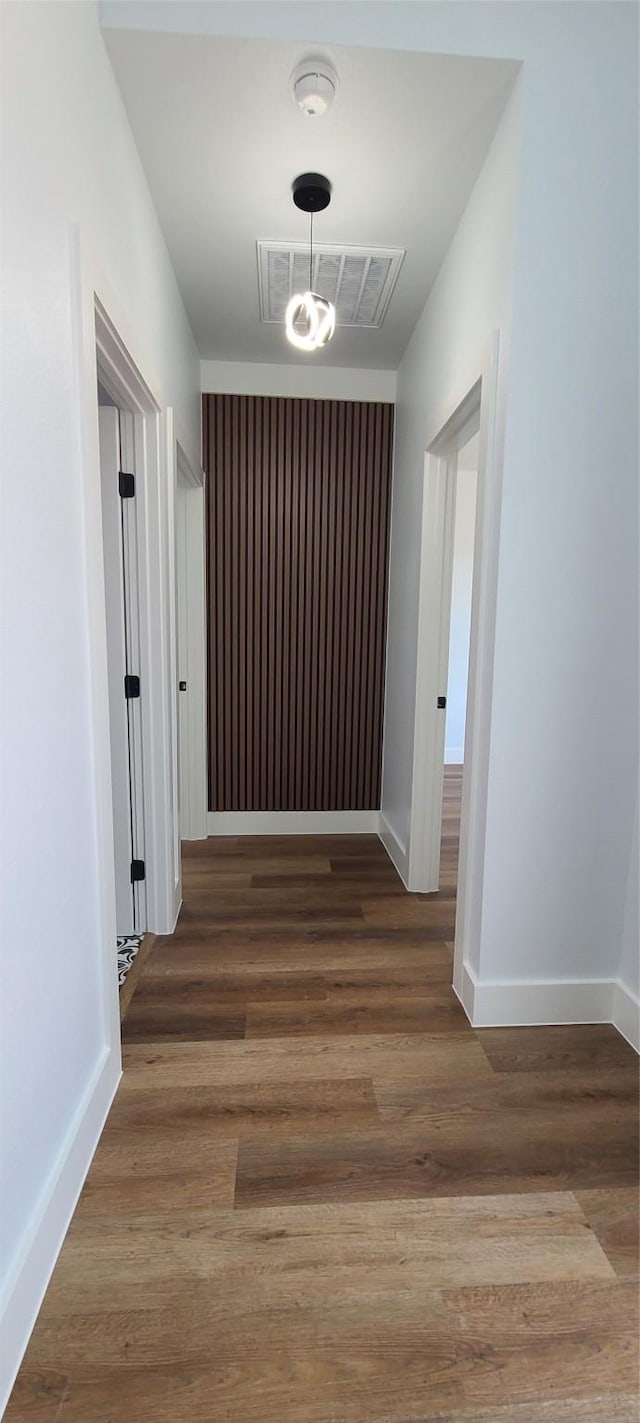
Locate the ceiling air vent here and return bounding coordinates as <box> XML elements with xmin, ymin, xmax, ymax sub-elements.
<box><xmin>257</xmin><ymin>242</ymin><xmax>405</xmax><ymax>329</ymax></box>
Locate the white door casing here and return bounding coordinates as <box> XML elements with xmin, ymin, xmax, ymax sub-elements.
<box><xmin>176</xmin><ymin>449</ymin><xmax>208</xmax><ymax>842</ymax></box>
<box><xmin>176</xmin><ymin>478</ymin><xmax>190</xmax><ymax>840</ymax></box>
<box><xmin>94</xmin><ymin>291</ymin><xmax>182</xmax><ymax>935</ymax></box>
<box><xmin>407</xmin><ymin>450</ymin><xmax>459</xmax><ymax>893</ymax></box>
<box><xmin>407</xmin><ymin>333</ymin><xmax>502</xmax><ymax>1010</ymax></box>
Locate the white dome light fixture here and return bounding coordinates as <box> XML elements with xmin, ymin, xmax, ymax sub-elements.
<box><xmin>285</xmin><ymin>173</ymin><xmax>336</xmax><ymax>354</ymax></box>
<box><xmin>291</xmin><ymin>60</ymin><xmax>338</xmax><ymax>118</ymax></box>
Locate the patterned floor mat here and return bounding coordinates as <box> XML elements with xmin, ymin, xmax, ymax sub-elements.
<box><xmin>117</xmin><ymin>935</ymin><xmax>144</xmax><ymax>987</ymax></box>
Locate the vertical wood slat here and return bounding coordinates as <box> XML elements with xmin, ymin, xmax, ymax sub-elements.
<box><xmin>204</xmin><ymin>395</ymin><xmax>394</xmax><ymax>813</ymax></box>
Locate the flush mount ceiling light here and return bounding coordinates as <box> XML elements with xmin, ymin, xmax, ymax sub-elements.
<box><xmin>291</xmin><ymin>59</ymin><xmax>338</xmax><ymax>118</ymax></box>
<box><xmin>285</xmin><ymin>174</ymin><xmax>336</xmax><ymax>353</ymax></box>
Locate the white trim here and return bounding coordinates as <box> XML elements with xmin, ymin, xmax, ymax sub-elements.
<box><xmin>176</xmin><ymin>450</ymin><xmax>208</xmax><ymax>841</ymax></box>
<box><xmin>453</xmin><ymin>335</ymin><xmax>503</xmax><ymax>997</ymax></box>
<box><xmin>378</xmin><ymin>814</ymin><xmax>410</xmax><ymax>886</ymax></box>
<box><xmin>207</xmin><ymin>810</ymin><xmax>380</xmax><ymax>836</ymax></box>
<box><xmin>164</xmin><ymin>409</ymin><xmax>183</xmax><ymax>917</ymax></box>
<box><xmin>457</xmin><ymin>964</ymin><xmax>616</xmax><ymax>1029</ymax></box>
<box><xmin>408</xmin><ymin>448</ymin><xmax>459</xmax><ymax>891</ymax></box>
<box><xmin>136</xmin><ymin>403</ymin><xmax>181</xmax><ymax>934</ymax></box>
<box><xmin>612</xmin><ymin>981</ymin><xmax>640</xmax><ymax>1053</ymax></box>
<box><xmin>378</xmin><ymin>412</ymin><xmax>398</xmax><ymax>851</ymax></box>
<box><xmin>408</xmin><ymin>347</ymin><xmax>501</xmax><ymax>935</ymax></box>
<box><xmin>455</xmin><ymin>960</ymin><xmax>477</xmax><ymax>1022</ymax></box>
<box><xmin>94</xmin><ymin>295</ymin><xmax>160</xmax><ymax>415</ymax></box>
<box><xmin>0</xmin><ymin>1049</ymin><xmax>120</xmax><ymax>1414</ymax></box>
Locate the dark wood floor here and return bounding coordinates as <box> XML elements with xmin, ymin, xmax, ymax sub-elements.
<box><xmin>7</xmin><ymin>768</ymin><xmax>639</xmax><ymax>1420</ymax></box>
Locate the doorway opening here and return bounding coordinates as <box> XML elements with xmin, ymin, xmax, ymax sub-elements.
<box><xmin>407</xmin><ymin>333</ymin><xmax>502</xmax><ymax>1009</ymax></box>
<box><xmin>440</xmin><ymin>428</ymin><xmax>479</xmax><ymax>907</ymax></box>
<box><xmin>87</xmin><ymin>288</ymin><xmax>182</xmax><ymax>1018</ymax></box>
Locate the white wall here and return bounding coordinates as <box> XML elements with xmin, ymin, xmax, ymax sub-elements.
<box><xmin>382</xmin><ymin>83</ymin><xmax>520</xmax><ymax>851</ymax></box>
<box><xmin>382</xmin><ymin>5</ymin><xmax>638</xmax><ymax>1002</ymax></box>
<box><xmin>618</xmin><ymin>798</ymin><xmax>639</xmax><ymax>1000</ymax></box>
<box><xmin>179</xmin><ymin>2</ymin><xmax>639</xmax><ymax>1013</ymax></box>
<box><xmin>380</xmin><ymin>3</ymin><xmax>638</xmax><ymax>1001</ymax></box>
<box><xmin>201</xmin><ymin>359</ymin><xmax>396</xmax><ymax>402</ymax></box>
<box><xmin>445</xmin><ymin>470</ymin><xmax>477</xmax><ymax>764</ymax></box>
<box><xmin>476</xmin><ymin>17</ymin><xmax>638</xmax><ymax>993</ymax></box>
<box><xmin>0</xmin><ymin>1</ymin><xmax>200</xmax><ymax>1406</ymax></box>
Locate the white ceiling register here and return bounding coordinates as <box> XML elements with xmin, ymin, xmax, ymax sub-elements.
<box><xmin>257</xmin><ymin>241</ymin><xmax>405</xmax><ymax>329</ymax></box>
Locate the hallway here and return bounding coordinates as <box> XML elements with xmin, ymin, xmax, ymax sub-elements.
<box><xmin>7</xmin><ymin>772</ymin><xmax>639</xmax><ymax>1421</ymax></box>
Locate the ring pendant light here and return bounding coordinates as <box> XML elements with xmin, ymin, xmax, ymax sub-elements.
<box><xmin>285</xmin><ymin>174</ymin><xmax>336</xmax><ymax>352</ymax></box>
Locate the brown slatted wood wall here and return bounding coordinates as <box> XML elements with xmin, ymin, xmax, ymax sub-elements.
<box><xmin>204</xmin><ymin>394</ymin><xmax>394</xmax><ymax>812</ymax></box>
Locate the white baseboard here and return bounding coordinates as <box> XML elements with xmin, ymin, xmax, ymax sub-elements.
<box><xmin>0</xmin><ymin>1046</ymin><xmax>121</xmax><ymax>1413</ymax></box>
<box><xmin>455</xmin><ymin>960</ymin><xmax>476</xmax><ymax>1020</ymax></box>
<box><xmin>612</xmin><ymin>980</ymin><xmax>640</xmax><ymax>1052</ymax></box>
<box><xmin>378</xmin><ymin>813</ymin><xmax>409</xmax><ymax>887</ymax></box>
<box><xmin>458</xmin><ymin>965</ymin><xmax>616</xmax><ymax>1029</ymax></box>
<box><xmin>207</xmin><ymin>809</ymin><xmax>381</xmax><ymax>836</ymax></box>
<box><xmin>456</xmin><ymin>966</ymin><xmax>639</xmax><ymax>1052</ymax></box>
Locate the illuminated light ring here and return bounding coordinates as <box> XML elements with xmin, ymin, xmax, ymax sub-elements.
<box><xmin>285</xmin><ymin>291</ymin><xmax>336</xmax><ymax>351</ymax></box>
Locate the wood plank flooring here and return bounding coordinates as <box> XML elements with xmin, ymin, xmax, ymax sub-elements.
<box><xmin>7</xmin><ymin>768</ymin><xmax>639</xmax><ymax>1421</ymax></box>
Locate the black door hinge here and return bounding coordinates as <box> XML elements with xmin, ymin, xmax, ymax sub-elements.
<box><xmin>437</xmin><ymin>695</ymin><xmax>447</xmax><ymax>709</ymax></box>
<box><xmin>124</xmin><ymin>674</ymin><xmax>140</xmax><ymax>699</ymax></box>
<box><xmin>130</xmin><ymin>859</ymin><xmax>145</xmax><ymax>883</ymax></box>
<box><xmin>119</xmin><ymin>470</ymin><xmax>135</xmax><ymax>498</ymax></box>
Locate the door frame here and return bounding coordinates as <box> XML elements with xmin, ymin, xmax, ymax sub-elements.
<box><xmin>408</xmin><ymin>331</ymin><xmax>502</xmax><ymax>1001</ymax></box>
<box><xmin>95</xmin><ymin>315</ymin><xmax>180</xmax><ymax>938</ymax></box>
<box><xmin>72</xmin><ymin>229</ymin><xmax>182</xmax><ymax>1063</ymax></box>
<box><xmin>175</xmin><ymin>445</ymin><xmax>208</xmax><ymax>841</ymax></box>
<box><xmin>407</xmin><ymin>442</ymin><xmax>461</xmax><ymax>893</ymax></box>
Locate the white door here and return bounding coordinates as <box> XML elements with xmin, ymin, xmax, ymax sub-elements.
<box><xmin>176</xmin><ymin>477</ymin><xmax>190</xmax><ymax>840</ymax></box>
<box><xmin>99</xmin><ymin>405</ymin><xmax>146</xmax><ymax>934</ymax></box>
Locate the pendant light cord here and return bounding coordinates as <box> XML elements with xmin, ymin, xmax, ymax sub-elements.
<box><xmin>309</xmin><ymin>210</ymin><xmax>313</xmax><ymax>291</ymax></box>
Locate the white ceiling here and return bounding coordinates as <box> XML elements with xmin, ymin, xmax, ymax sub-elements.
<box><xmin>102</xmin><ymin>24</ymin><xmax>516</xmax><ymax>369</ymax></box>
